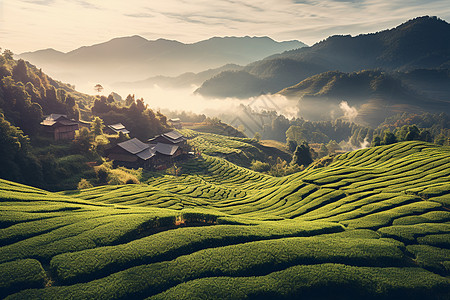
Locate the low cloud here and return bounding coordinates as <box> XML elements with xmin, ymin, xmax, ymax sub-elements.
<box><xmin>107</xmin><ymin>84</ymin><xmax>298</xmax><ymax>120</ymax></box>
<box><xmin>339</xmin><ymin>101</ymin><xmax>358</xmax><ymax>122</ymax></box>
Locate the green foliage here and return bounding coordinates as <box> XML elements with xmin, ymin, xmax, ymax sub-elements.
<box><xmin>285</xmin><ymin>119</ymin><xmax>372</xmax><ymax>148</ymax></box>
<box><xmin>286</xmin><ymin>139</ymin><xmax>297</xmax><ymax>152</ymax></box>
<box><xmin>94</xmin><ymin>161</ymin><xmax>141</xmax><ymax>185</ymax></box>
<box><xmin>250</xmin><ymin>160</ymin><xmax>270</xmax><ymax>172</ymax></box>
<box><xmin>50</xmin><ymin>222</ymin><xmax>342</xmax><ymax>283</ymax></box>
<box><xmin>372</xmin><ymin>113</ymin><xmax>450</xmax><ymax>146</ymax></box>
<box><xmin>291</xmin><ymin>142</ymin><xmax>313</xmax><ymax>167</ymax></box>
<box><xmin>77</xmin><ymin>178</ymin><xmax>93</xmax><ymax>190</ymax></box>
<box><xmin>0</xmin><ymin>259</ymin><xmax>46</xmax><ymax>297</ymax></box>
<box><xmin>0</xmin><ymin>112</ymin><xmax>43</xmax><ymax>186</ymax></box>
<box><xmin>90</xmin><ymin>116</ymin><xmax>104</xmax><ymax>136</ymax></box>
<box><xmin>92</xmin><ymin>95</ymin><xmax>168</xmax><ymax>140</ymax></box>
<box><xmin>0</xmin><ymin>54</ymin><xmax>88</xmax><ymax>131</ymax></box>
<box><xmin>383</xmin><ymin>130</ymin><xmax>397</xmax><ymax>145</ymax></box>
<box><xmin>72</xmin><ymin>127</ymin><xmax>94</xmax><ymax>153</ymax></box>
<box><xmin>1</xmin><ymin>141</ymin><xmax>450</xmax><ymax>299</ymax></box>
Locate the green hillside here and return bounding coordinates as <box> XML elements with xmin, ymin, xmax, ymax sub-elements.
<box><xmin>196</xmin><ymin>16</ymin><xmax>450</xmax><ymax>99</ymax></box>
<box><xmin>277</xmin><ymin>70</ymin><xmax>450</xmax><ymax>126</ymax></box>
<box><xmin>1</xmin><ymin>141</ymin><xmax>449</xmax><ymax>299</ymax></box>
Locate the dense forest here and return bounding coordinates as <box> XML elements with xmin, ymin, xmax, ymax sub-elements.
<box><xmin>0</xmin><ymin>51</ymin><xmax>170</xmax><ymax>190</ymax></box>
<box><xmin>91</xmin><ymin>94</ymin><xmax>169</xmax><ymax>140</ymax></box>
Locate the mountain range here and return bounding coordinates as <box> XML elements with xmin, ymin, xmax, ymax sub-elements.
<box><xmin>277</xmin><ymin>70</ymin><xmax>449</xmax><ymax>126</ymax></box>
<box><xmin>19</xmin><ymin>36</ymin><xmax>306</xmax><ymax>86</ymax></box>
<box><xmin>16</xmin><ymin>16</ymin><xmax>450</xmax><ymax>128</ymax></box>
<box><xmin>196</xmin><ymin>16</ymin><xmax>450</xmax><ymax>99</ymax></box>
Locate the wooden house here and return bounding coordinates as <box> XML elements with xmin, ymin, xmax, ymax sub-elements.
<box><xmin>104</xmin><ymin>123</ymin><xmax>130</xmax><ymax>135</ymax></box>
<box><xmin>40</xmin><ymin>114</ymin><xmax>79</xmax><ymax>141</ymax></box>
<box><xmin>147</xmin><ymin>130</ymin><xmax>186</xmax><ymax>145</ymax></box>
<box><xmin>148</xmin><ymin>142</ymin><xmax>183</xmax><ymax>169</ymax></box>
<box><xmin>168</xmin><ymin>118</ymin><xmax>182</xmax><ymax>129</ymax></box>
<box><xmin>105</xmin><ymin>138</ymin><xmax>155</xmax><ymax>169</ymax></box>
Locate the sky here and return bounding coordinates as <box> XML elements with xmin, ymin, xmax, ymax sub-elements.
<box><xmin>1</xmin><ymin>0</ymin><xmax>450</xmax><ymax>54</ymax></box>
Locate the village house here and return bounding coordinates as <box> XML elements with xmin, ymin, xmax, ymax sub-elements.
<box><xmin>40</xmin><ymin>114</ymin><xmax>79</xmax><ymax>141</ymax></box>
<box><xmin>168</xmin><ymin>118</ymin><xmax>182</xmax><ymax>129</ymax></box>
<box><xmin>106</xmin><ymin>131</ymin><xmax>188</xmax><ymax>169</ymax></box>
<box><xmin>105</xmin><ymin>138</ymin><xmax>155</xmax><ymax>169</ymax></box>
<box><xmin>149</xmin><ymin>142</ymin><xmax>184</xmax><ymax>169</ymax></box>
<box><xmin>147</xmin><ymin>130</ymin><xmax>186</xmax><ymax>145</ymax></box>
<box><xmin>104</xmin><ymin>123</ymin><xmax>130</xmax><ymax>135</ymax></box>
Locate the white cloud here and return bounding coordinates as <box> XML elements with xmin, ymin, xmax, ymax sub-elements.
<box><xmin>339</xmin><ymin>101</ymin><xmax>358</xmax><ymax>122</ymax></box>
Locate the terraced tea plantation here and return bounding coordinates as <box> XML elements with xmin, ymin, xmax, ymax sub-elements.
<box><xmin>1</xmin><ymin>141</ymin><xmax>449</xmax><ymax>299</ymax></box>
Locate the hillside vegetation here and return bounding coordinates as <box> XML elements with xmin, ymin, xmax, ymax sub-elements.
<box><xmin>1</xmin><ymin>141</ymin><xmax>449</xmax><ymax>299</ymax></box>
<box><xmin>277</xmin><ymin>70</ymin><xmax>450</xmax><ymax>126</ymax></box>
<box><xmin>196</xmin><ymin>16</ymin><xmax>450</xmax><ymax>101</ymax></box>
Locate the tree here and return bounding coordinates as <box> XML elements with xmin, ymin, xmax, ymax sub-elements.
<box><xmin>287</xmin><ymin>139</ymin><xmax>297</xmax><ymax>153</ymax></box>
<box><xmin>107</xmin><ymin>94</ymin><xmax>115</xmax><ymax>103</ymax></box>
<box><xmin>291</xmin><ymin>142</ymin><xmax>313</xmax><ymax>167</ymax></box>
<box><xmin>94</xmin><ymin>84</ymin><xmax>104</xmax><ymax>94</ymax></box>
<box><xmin>404</xmin><ymin>125</ymin><xmax>420</xmax><ymax>141</ymax></box>
<box><xmin>125</xmin><ymin>94</ymin><xmax>135</xmax><ymax>106</ymax></box>
<box><xmin>91</xmin><ymin>117</ymin><xmax>104</xmax><ymax>136</ymax></box>
<box><xmin>251</xmin><ymin>160</ymin><xmax>270</xmax><ymax>172</ymax></box>
<box><xmin>419</xmin><ymin>129</ymin><xmax>432</xmax><ymax>143</ymax></box>
<box><xmin>383</xmin><ymin>130</ymin><xmax>397</xmax><ymax>145</ymax></box>
<box><xmin>371</xmin><ymin>135</ymin><xmax>382</xmax><ymax>147</ymax></box>
<box><xmin>3</xmin><ymin>49</ymin><xmax>13</xmax><ymax>60</ymax></box>
<box><xmin>12</xmin><ymin>59</ymin><xmax>29</xmax><ymax>84</ymax></box>
<box><xmin>434</xmin><ymin>134</ymin><xmax>447</xmax><ymax>145</ymax></box>
<box><xmin>73</xmin><ymin>127</ymin><xmax>94</xmax><ymax>153</ymax></box>
<box><xmin>77</xmin><ymin>178</ymin><xmax>93</xmax><ymax>189</ymax></box>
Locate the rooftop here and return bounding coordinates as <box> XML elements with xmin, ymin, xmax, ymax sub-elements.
<box><xmin>154</xmin><ymin>143</ymin><xmax>179</xmax><ymax>156</ymax></box>
<box><xmin>109</xmin><ymin>123</ymin><xmax>126</xmax><ymax>130</ymax></box>
<box><xmin>117</xmin><ymin>138</ymin><xmax>150</xmax><ymax>155</ymax></box>
<box><xmin>163</xmin><ymin>130</ymin><xmax>184</xmax><ymax>141</ymax></box>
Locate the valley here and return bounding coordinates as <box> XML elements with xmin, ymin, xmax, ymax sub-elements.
<box><xmin>1</xmin><ymin>7</ymin><xmax>450</xmax><ymax>299</ymax></box>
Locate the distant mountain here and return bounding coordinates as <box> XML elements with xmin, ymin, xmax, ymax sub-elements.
<box><xmin>277</xmin><ymin>70</ymin><xmax>450</xmax><ymax>127</ymax></box>
<box><xmin>115</xmin><ymin>64</ymin><xmax>244</xmax><ymax>90</ymax></box>
<box><xmin>396</xmin><ymin>68</ymin><xmax>450</xmax><ymax>100</ymax></box>
<box><xmin>197</xmin><ymin>16</ymin><xmax>450</xmax><ymax>98</ymax></box>
<box><xmin>196</xmin><ymin>59</ymin><xmax>326</xmax><ymax>98</ymax></box>
<box><xmin>19</xmin><ymin>36</ymin><xmax>306</xmax><ymax>86</ymax></box>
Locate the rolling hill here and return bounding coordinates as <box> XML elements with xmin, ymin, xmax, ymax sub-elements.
<box><xmin>277</xmin><ymin>70</ymin><xmax>450</xmax><ymax>126</ymax></box>
<box><xmin>196</xmin><ymin>16</ymin><xmax>450</xmax><ymax>99</ymax></box>
<box><xmin>1</xmin><ymin>140</ymin><xmax>449</xmax><ymax>299</ymax></box>
<box><xmin>19</xmin><ymin>36</ymin><xmax>306</xmax><ymax>86</ymax></box>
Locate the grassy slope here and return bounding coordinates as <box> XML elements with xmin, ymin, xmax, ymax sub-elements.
<box><xmin>0</xmin><ymin>140</ymin><xmax>449</xmax><ymax>299</ymax></box>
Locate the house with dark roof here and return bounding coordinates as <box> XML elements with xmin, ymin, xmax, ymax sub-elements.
<box><xmin>104</xmin><ymin>123</ymin><xmax>130</xmax><ymax>135</ymax></box>
<box><xmin>168</xmin><ymin>118</ymin><xmax>182</xmax><ymax>129</ymax></box>
<box><xmin>147</xmin><ymin>130</ymin><xmax>186</xmax><ymax>145</ymax></box>
<box><xmin>40</xmin><ymin>114</ymin><xmax>79</xmax><ymax>141</ymax></box>
<box><xmin>105</xmin><ymin>138</ymin><xmax>155</xmax><ymax>169</ymax></box>
<box><xmin>106</xmin><ymin>131</ymin><xmax>188</xmax><ymax>170</ymax></box>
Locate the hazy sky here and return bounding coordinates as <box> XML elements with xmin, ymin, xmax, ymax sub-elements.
<box><xmin>2</xmin><ymin>0</ymin><xmax>450</xmax><ymax>53</ymax></box>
